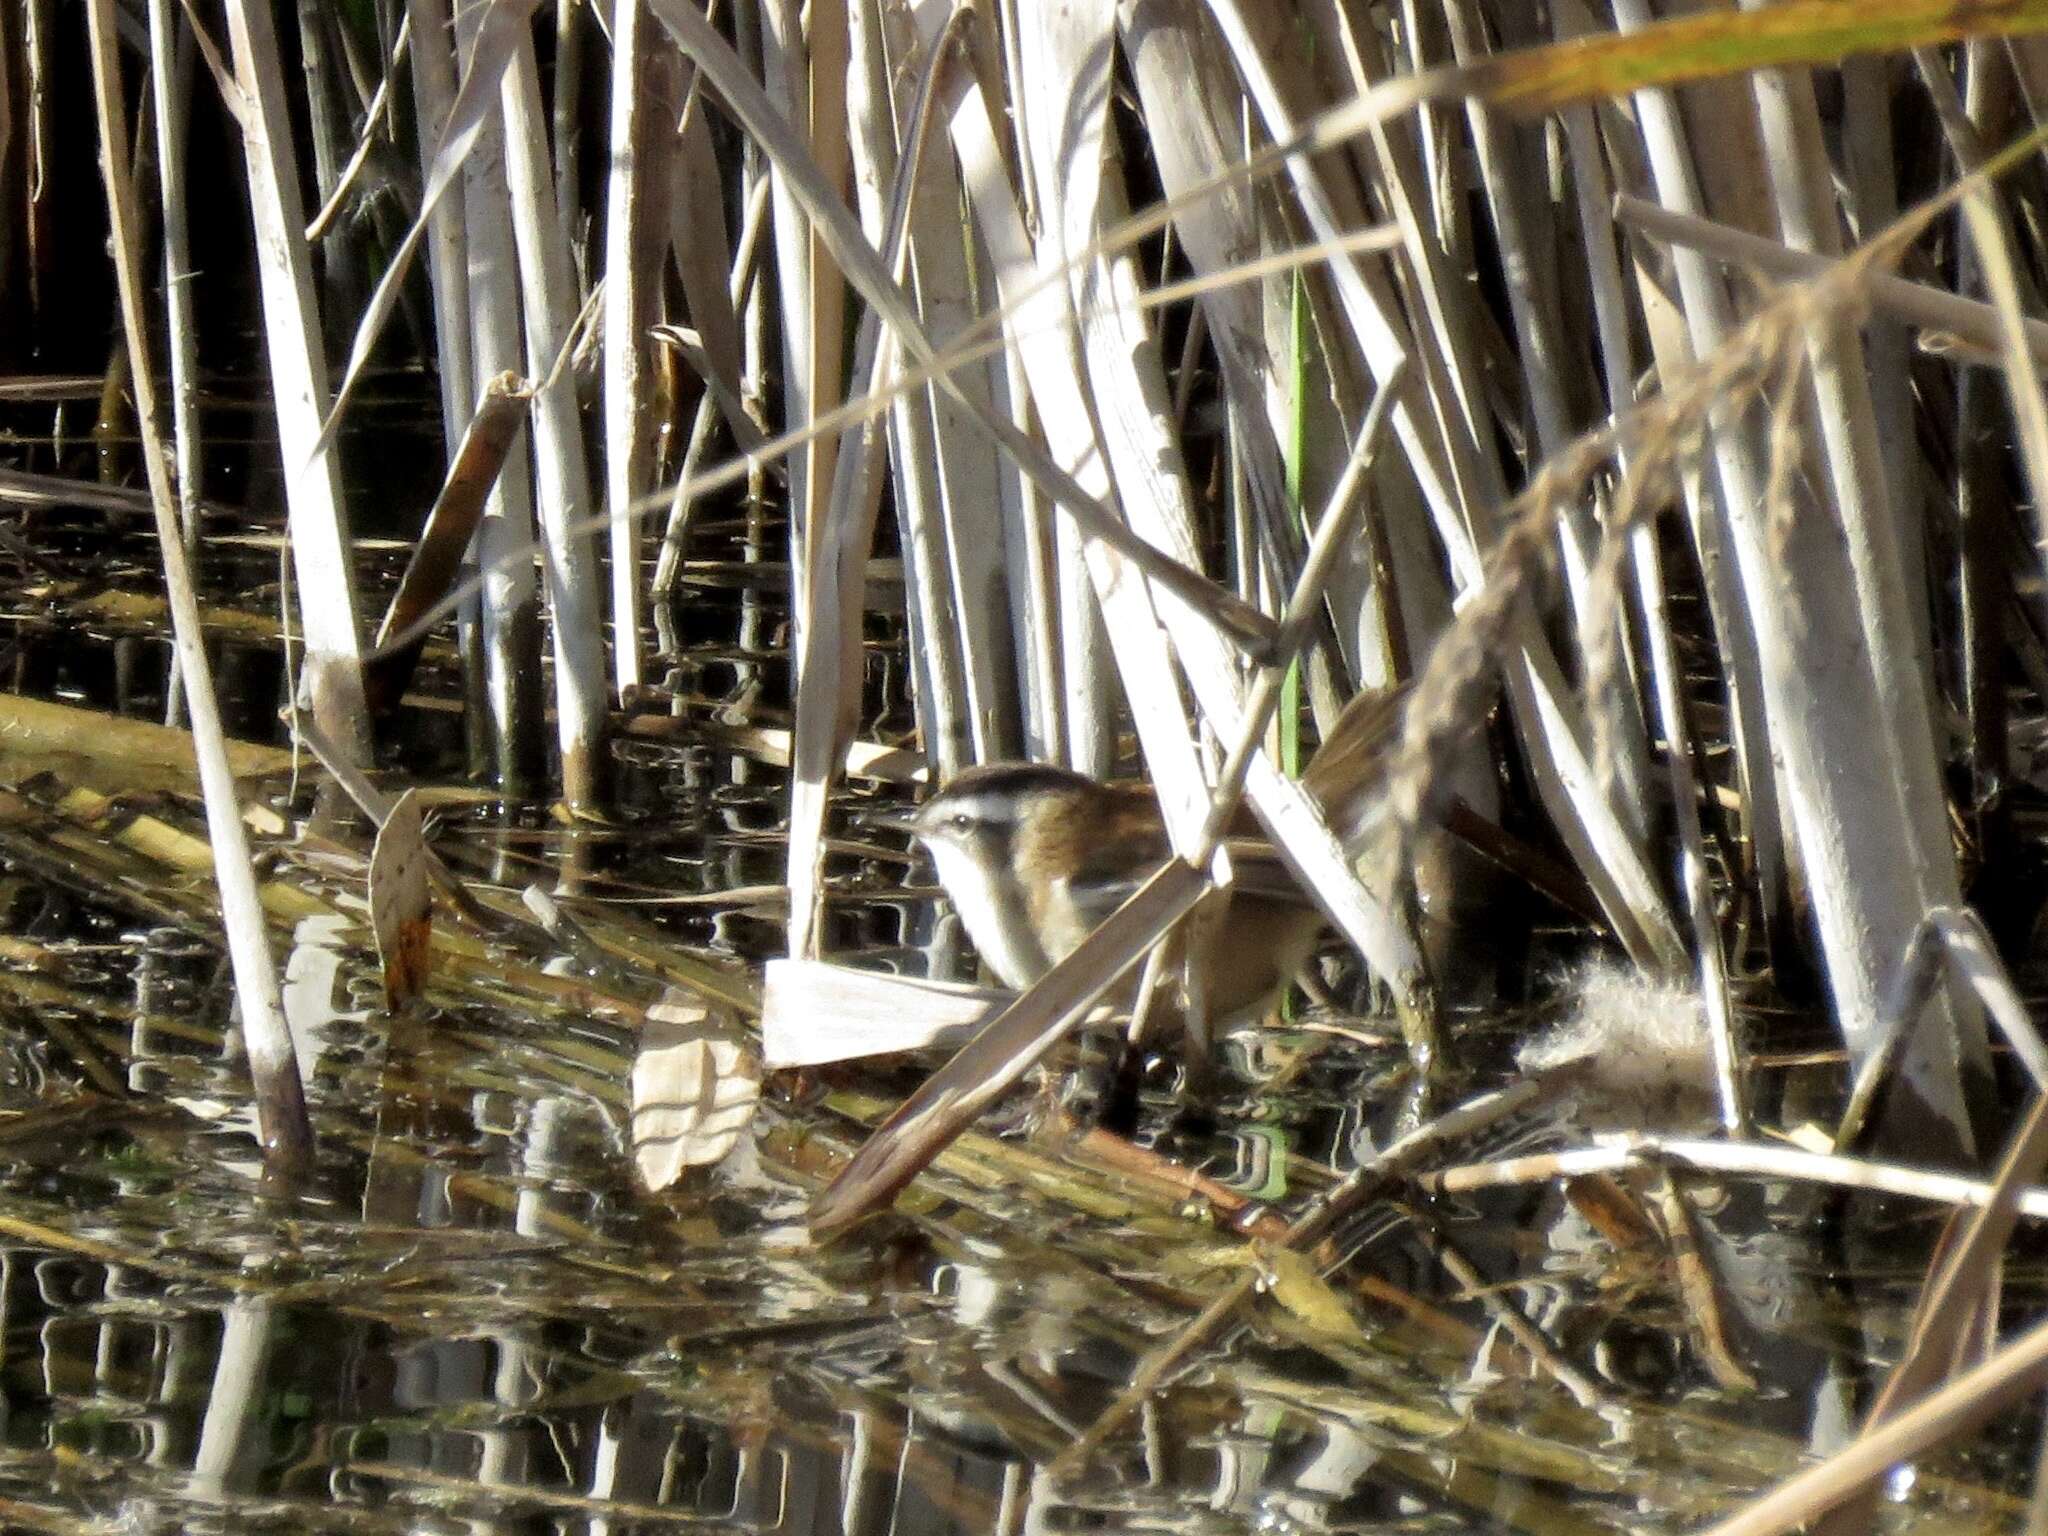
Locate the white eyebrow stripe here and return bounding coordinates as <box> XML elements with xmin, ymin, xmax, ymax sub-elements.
<box><xmin>930</xmin><ymin>790</ymin><xmax>1018</xmax><ymax>824</ymax></box>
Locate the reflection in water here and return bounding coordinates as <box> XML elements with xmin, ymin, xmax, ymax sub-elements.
<box><xmin>0</xmin><ymin>1050</ymin><xmax>2022</xmax><ymax>1536</ymax></box>
<box><xmin>0</xmin><ymin>1246</ymin><xmax>1163</xmax><ymax>1533</ymax></box>
<box><xmin>0</xmin><ymin>730</ymin><xmax>2032</xmax><ymax>1531</ymax></box>
<box><xmin>0</xmin><ymin>939</ymin><xmax>1541</xmax><ymax>1536</ymax></box>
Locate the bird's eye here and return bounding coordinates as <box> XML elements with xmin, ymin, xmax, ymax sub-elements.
<box><xmin>949</xmin><ymin>812</ymin><xmax>973</xmax><ymax>832</ymax></box>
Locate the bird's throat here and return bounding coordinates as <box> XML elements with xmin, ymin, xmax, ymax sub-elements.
<box><xmin>925</xmin><ymin>841</ymin><xmax>1053</xmax><ymax>990</ymax></box>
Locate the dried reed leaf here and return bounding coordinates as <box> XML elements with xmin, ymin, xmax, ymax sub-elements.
<box><xmin>631</xmin><ymin>995</ymin><xmax>761</xmax><ymax>1188</ymax></box>
<box><xmin>368</xmin><ymin>789</ymin><xmax>432</xmax><ymax>1011</ymax></box>
<box><xmin>368</xmin><ymin>371</ymin><xmax>529</xmax><ymax>701</ymax></box>
<box><xmin>808</xmin><ymin>860</ymin><xmax>1208</xmax><ymax>1237</ymax></box>
<box><xmin>761</xmin><ymin>959</ymin><xmax>1007</xmax><ymax>1066</ymax></box>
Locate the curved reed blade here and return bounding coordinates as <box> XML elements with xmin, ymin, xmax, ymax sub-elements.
<box><xmin>808</xmin><ymin>860</ymin><xmax>1206</xmax><ymax>1239</ymax></box>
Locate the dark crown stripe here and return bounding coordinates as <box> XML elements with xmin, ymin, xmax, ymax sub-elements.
<box><xmin>930</xmin><ymin>761</ymin><xmax>1092</xmax><ymax>806</ymax></box>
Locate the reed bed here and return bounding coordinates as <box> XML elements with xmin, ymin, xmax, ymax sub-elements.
<box><xmin>10</xmin><ymin>0</ymin><xmax>2048</xmax><ymax>1529</ymax></box>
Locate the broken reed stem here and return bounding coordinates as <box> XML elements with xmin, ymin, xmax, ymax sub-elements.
<box><xmin>1398</xmin><ymin>1203</ymin><xmax>1609</xmax><ymax>1410</ymax></box>
<box><xmin>1701</xmin><ymin>1310</ymin><xmax>2048</xmax><ymax>1536</ymax></box>
<box><xmin>1052</xmin><ymin>1074</ymin><xmax>1558</xmax><ymax>1475</ymax></box>
<box><xmin>85</xmin><ymin>0</ymin><xmax>313</xmax><ymax>1170</ymax></box>
<box><xmin>1424</xmin><ymin>1132</ymin><xmax>2048</xmax><ymax>1216</ymax></box>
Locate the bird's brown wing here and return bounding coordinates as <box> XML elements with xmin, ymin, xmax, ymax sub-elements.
<box><xmin>1059</xmin><ymin>793</ymin><xmax>1175</xmax><ymax>931</ymax></box>
<box><xmin>1066</xmin><ymin>813</ymin><xmax>1310</xmax><ymax>921</ymax></box>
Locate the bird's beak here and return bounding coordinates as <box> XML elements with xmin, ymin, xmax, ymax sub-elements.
<box><xmin>856</xmin><ymin>803</ymin><xmax>922</xmax><ymax>838</ymax></box>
